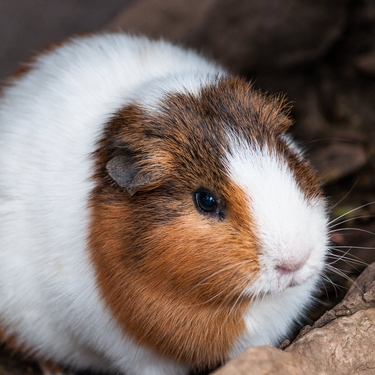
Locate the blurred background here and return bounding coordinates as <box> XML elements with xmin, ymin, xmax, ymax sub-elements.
<box><xmin>0</xmin><ymin>0</ymin><xmax>375</xmax><ymax>372</ymax></box>
<box><xmin>0</xmin><ymin>0</ymin><xmax>134</xmax><ymax>80</ymax></box>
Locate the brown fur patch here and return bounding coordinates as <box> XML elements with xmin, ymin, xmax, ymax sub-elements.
<box><xmin>88</xmin><ymin>77</ymin><xmax>322</xmax><ymax>369</ymax></box>
<box><xmin>0</xmin><ymin>326</ymin><xmax>31</xmax><ymax>357</ymax></box>
<box><xmin>0</xmin><ymin>326</ymin><xmax>68</xmax><ymax>374</ymax></box>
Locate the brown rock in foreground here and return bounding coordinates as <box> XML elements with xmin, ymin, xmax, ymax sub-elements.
<box><xmin>213</xmin><ymin>262</ymin><xmax>375</xmax><ymax>375</ymax></box>
<box><xmin>211</xmin><ymin>346</ymin><xmax>300</xmax><ymax>375</ymax></box>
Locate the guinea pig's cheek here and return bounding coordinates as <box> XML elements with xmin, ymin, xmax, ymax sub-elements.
<box><xmin>151</xmin><ymin>214</ymin><xmax>259</xmax><ymax>297</ymax></box>
<box><xmin>224</xmin><ymin>148</ymin><xmax>328</xmax><ymax>296</ymax></box>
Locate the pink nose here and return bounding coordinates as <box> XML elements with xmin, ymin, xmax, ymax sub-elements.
<box><xmin>276</xmin><ymin>261</ymin><xmax>304</xmax><ymax>275</ymax></box>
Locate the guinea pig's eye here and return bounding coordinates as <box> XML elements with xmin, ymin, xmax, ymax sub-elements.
<box><xmin>196</xmin><ymin>191</ymin><xmax>217</xmax><ymax>212</ymax></box>
<box><xmin>194</xmin><ymin>190</ymin><xmax>224</xmax><ymax>220</ymax></box>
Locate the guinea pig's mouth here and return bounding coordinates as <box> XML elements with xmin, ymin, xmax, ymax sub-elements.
<box><xmin>281</xmin><ymin>275</ymin><xmax>304</xmax><ymax>289</ymax></box>
<box><xmin>276</xmin><ymin>265</ymin><xmax>320</xmax><ymax>293</ymax></box>
<box><xmin>243</xmin><ymin>265</ymin><xmax>318</xmax><ymax>297</ymax></box>
<box><xmin>276</xmin><ymin>265</ymin><xmax>310</xmax><ymax>287</ymax></box>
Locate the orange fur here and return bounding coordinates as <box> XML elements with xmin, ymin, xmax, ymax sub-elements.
<box><xmin>89</xmin><ymin>187</ymin><xmax>257</xmax><ymax>367</ymax></box>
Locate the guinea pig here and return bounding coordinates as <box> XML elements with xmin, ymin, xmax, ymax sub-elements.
<box><xmin>0</xmin><ymin>33</ymin><xmax>329</xmax><ymax>375</ymax></box>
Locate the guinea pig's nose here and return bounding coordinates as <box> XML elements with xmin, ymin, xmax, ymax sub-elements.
<box><xmin>275</xmin><ymin>261</ymin><xmax>304</xmax><ymax>276</ymax></box>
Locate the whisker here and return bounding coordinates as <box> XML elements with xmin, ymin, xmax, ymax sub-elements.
<box><xmin>327</xmin><ymin>246</ymin><xmax>352</xmax><ymax>266</ymax></box>
<box><xmin>318</xmin><ymin>276</ymin><xmax>331</xmax><ymax>298</ymax></box>
<box><xmin>219</xmin><ymin>280</ymin><xmax>250</xmax><ymax>326</ymax></box>
<box><xmin>329</xmin><ymin>215</ymin><xmax>374</xmax><ymax>229</ymax></box>
<box><xmin>320</xmin><ymin>273</ymin><xmax>344</xmax><ymax>298</ymax></box>
<box><xmin>324</xmin><ymin>264</ymin><xmax>362</xmax><ymax>293</ymax></box>
<box><xmin>328</xmin><ymin>256</ymin><xmax>368</xmax><ymax>269</ymax></box>
<box><xmin>328</xmin><ymin>250</ymin><xmax>371</xmax><ymax>267</ymax></box>
<box><xmin>327</xmin><ymin>179</ymin><xmax>358</xmax><ymax>212</ymax></box>
<box><xmin>304</xmin><ymin>137</ymin><xmax>359</xmax><ymax>145</ymax></box>
<box><xmin>333</xmin><ymin>245</ymin><xmax>375</xmax><ymax>250</ymax></box>
<box><xmin>187</xmin><ymin>260</ymin><xmax>257</xmax><ymax>292</ymax></box>
<box><xmin>327</xmin><ymin>253</ymin><xmax>372</xmax><ymax>271</ymax></box>
<box><xmin>326</xmin><ymin>261</ymin><xmax>360</xmax><ymax>274</ymax></box>
<box><xmin>179</xmin><ymin>281</ymin><xmax>239</xmax><ymax>309</ymax></box>
<box><xmin>180</xmin><ymin>262</ymin><xmax>257</xmax><ymax>312</ymax></box>
<box><xmin>328</xmin><ymin>256</ymin><xmax>367</xmax><ymax>273</ymax></box>
<box><xmin>328</xmin><ymin>201</ymin><xmax>375</xmax><ymax>226</ymax></box>
<box><xmin>329</xmin><ymin>227</ymin><xmax>375</xmax><ymax>236</ymax></box>
<box><xmin>321</xmin><ymin>273</ymin><xmax>342</xmax><ymax>289</ymax></box>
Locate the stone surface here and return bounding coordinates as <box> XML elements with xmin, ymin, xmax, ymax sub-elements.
<box><xmin>212</xmin><ymin>346</ymin><xmax>300</xmax><ymax>375</ymax></box>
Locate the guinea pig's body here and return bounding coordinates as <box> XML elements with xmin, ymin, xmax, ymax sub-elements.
<box><xmin>0</xmin><ymin>34</ymin><xmax>328</xmax><ymax>375</ymax></box>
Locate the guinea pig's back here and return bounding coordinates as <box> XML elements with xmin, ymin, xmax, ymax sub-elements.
<box><xmin>0</xmin><ymin>34</ymin><xmax>219</xmax><ymax>371</ymax></box>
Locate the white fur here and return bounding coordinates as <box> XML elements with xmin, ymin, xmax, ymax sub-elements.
<box><xmin>0</xmin><ymin>33</ymin><xmax>328</xmax><ymax>374</ymax></box>
<box><xmin>224</xmin><ymin>136</ymin><xmax>328</xmax><ymax>355</ymax></box>
<box><xmin>0</xmin><ymin>33</ymin><xmax>220</xmax><ymax>375</ymax></box>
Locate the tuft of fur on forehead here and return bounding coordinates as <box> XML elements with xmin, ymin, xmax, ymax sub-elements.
<box><xmin>156</xmin><ymin>76</ymin><xmax>293</xmax><ymax>148</ymax></box>
<box><xmin>99</xmin><ymin>76</ymin><xmax>293</xmax><ymax>181</ymax></box>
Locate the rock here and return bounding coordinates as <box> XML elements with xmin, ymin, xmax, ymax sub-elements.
<box><xmin>212</xmin><ymin>346</ymin><xmax>300</xmax><ymax>375</ymax></box>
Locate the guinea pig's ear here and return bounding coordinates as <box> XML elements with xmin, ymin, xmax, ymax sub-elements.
<box><xmin>106</xmin><ymin>154</ymin><xmax>156</xmax><ymax>196</ymax></box>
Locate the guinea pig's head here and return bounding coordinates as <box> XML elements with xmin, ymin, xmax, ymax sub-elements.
<box><xmin>89</xmin><ymin>76</ymin><xmax>328</xmax><ymax>367</ymax></box>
